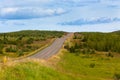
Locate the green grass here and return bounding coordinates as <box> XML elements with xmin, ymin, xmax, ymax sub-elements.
<box><xmin>0</xmin><ymin>61</ymin><xmax>75</xmax><ymax>80</ymax></box>
<box><xmin>1</xmin><ymin>51</ymin><xmax>120</xmax><ymax>80</ymax></box>
<box><xmin>56</xmin><ymin>50</ymin><xmax>120</xmax><ymax>80</ymax></box>
<box><xmin>1</xmin><ymin>31</ymin><xmax>120</xmax><ymax>80</ymax></box>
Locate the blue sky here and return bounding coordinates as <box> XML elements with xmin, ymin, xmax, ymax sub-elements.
<box><xmin>0</xmin><ymin>0</ymin><xmax>120</xmax><ymax>32</ymax></box>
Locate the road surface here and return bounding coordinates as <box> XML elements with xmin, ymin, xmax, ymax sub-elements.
<box><xmin>30</xmin><ymin>33</ymin><xmax>72</xmax><ymax>59</ymax></box>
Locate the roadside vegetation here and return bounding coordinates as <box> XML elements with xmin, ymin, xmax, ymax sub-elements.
<box><xmin>56</xmin><ymin>49</ymin><xmax>120</xmax><ymax>80</ymax></box>
<box><xmin>60</xmin><ymin>31</ymin><xmax>120</xmax><ymax>80</ymax></box>
<box><xmin>1</xmin><ymin>31</ymin><xmax>120</xmax><ymax>80</ymax></box>
<box><xmin>0</xmin><ymin>30</ymin><xmax>65</xmax><ymax>59</ymax></box>
<box><xmin>65</xmin><ymin>31</ymin><xmax>120</xmax><ymax>55</ymax></box>
<box><xmin>0</xmin><ymin>61</ymin><xmax>74</xmax><ymax>80</ymax></box>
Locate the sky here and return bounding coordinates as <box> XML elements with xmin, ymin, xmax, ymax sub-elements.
<box><xmin>0</xmin><ymin>0</ymin><xmax>120</xmax><ymax>32</ymax></box>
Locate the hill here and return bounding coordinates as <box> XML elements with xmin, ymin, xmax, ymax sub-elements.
<box><xmin>0</xmin><ymin>60</ymin><xmax>75</xmax><ymax>80</ymax></box>
<box><xmin>62</xmin><ymin>31</ymin><xmax>120</xmax><ymax>79</ymax></box>
<box><xmin>1</xmin><ymin>31</ymin><xmax>120</xmax><ymax>80</ymax></box>
<box><xmin>0</xmin><ymin>30</ymin><xmax>66</xmax><ymax>60</ymax></box>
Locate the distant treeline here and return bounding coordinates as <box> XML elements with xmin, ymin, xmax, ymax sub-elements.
<box><xmin>0</xmin><ymin>30</ymin><xmax>65</xmax><ymax>57</ymax></box>
<box><xmin>65</xmin><ymin>31</ymin><xmax>120</xmax><ymax>54</ymax></box>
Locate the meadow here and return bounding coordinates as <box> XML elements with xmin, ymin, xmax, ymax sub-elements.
<box><xmin>0</xmin><ymin>49</ymin><xmax>120</xmax><ymax>80</ymax></box>
<box><xmin>55</xmin><ymin>49</ymin><xmax>120</xmax><ymax>80</ymax></box>
<box><xmin>60</xmin><ymin>31</ymin><xmax>120</xmax><ymax>80</ymax></box>
<box><xmin>0</xmin><ymin>31</ymin><xmax>120</xmax><ymax>80</ymax></box>
<box><xmin>0</xmin><ymin>60</ymin><xmax>74</xmax><ymax>80</ymax></box>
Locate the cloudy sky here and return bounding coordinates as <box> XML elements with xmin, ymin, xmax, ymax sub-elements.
<box><xmin>0</xmin><ymin>0</ymin><xmax>120</xmax><ymax>32</ymax></box>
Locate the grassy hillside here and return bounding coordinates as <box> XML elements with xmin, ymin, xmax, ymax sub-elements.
<box><xmin>1</xmin><ymin>50</ymin><xmax>120</xmax><ymax>80</ymax></box>
<box><xmin>65</xmin><ymin>32</ymin><xmax>120</xmax><ymax>55</ymax></box>
<box><xmin>0</xmin><ymin>61</ymin><xmax>75</xmax><ymax>80</ymax></box>
<box><xmin>60</xmin><ymin>31</ymin><xmax>120</xmax><ymax>80</ymax></box>
<box><xmin>1</xmin><ymin>31</ymin><xmax>120</xmax><ymax>80</ymax></box>
<box><xmin>55</xmin><ymin>50</ymin><xmax>120</xmax><ymax>80</ymax></box>
<box><xmin>0</xmin><ymin>30</ymin><xmax>65</xmax><ymax>59</ymax></box>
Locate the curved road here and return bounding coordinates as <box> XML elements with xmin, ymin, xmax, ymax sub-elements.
<box><xmin>30</xmin><ymin>33</ymin><xmax>72</xmax><ymax>59</ymax></box>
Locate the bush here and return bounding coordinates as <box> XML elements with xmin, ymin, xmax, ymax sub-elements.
<box><xmin>26</xmin><ymin>45</ymin><xmax>32</xmax><ymax>49</ymax></box>
<box><xmin>0</xmin><ymin>50</ymin><xmax>3</xmax><ymax>54</ymax></box>
<box><xmin>6</xmin><ymin>46</ymin><xmax>17</xmax><ymax>52</ymax></box>
<box><xmin>26</xmin><ymin>38</ymin><xmax>34</xmax><ymax>44</ymax></box>
<box><xmin>0</xmin><ymin>45</ymin><xmax>3</xmax><ymax>54</ymax></box>
<box><xmin>89</xmin><ymin>63</ymin><xmax>95</xmax><ymax>68</ymax></box>
<box><xmin>22</xmin><ymin>47</ymin><xmax>30</xmax><ymax>52</ymax></box>
<box><xmin>64</xmin><ymin>43</ymin><xmax>69</xmax><ymax>50</ymax></box>
<box><xmin>90</xmin><ymin>49</ymin><xmax>96</xmax><ymax>54</ymax></box>
<box><xmin>106</xmin><ymin>52</ymin><xmax>114</xmax><ymax>57</ymax></box>
<box><xmin>17</xmin><ymin>51</ymin><xmax>24</xmax><ymax>56</ymax></box>
<box><xmin>69</xmin><ymin>46</ymin><xmax>75</xmax><ymax>53</ymax></box>
<box><xmin>114</xmin><ymin>73</ymin><xmax>120</xmax><ymax>80</ymax></box>
<box><xmin>73</xmin><ymin>32</ymin><xmax>120</xmax><ymax>53</ymax></box>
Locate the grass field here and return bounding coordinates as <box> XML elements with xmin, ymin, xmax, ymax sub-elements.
<box><xmin>0</xmin><ymin>50</ymin><xmax>120</xmax><ymax>80</ymax></box>
<box><xmin>55</xmin><ymin>31</ymin><xmax>120</xmax><ymax>80</ymax></box>
<box><xmin>1</xmin><ymin>31</ymin><xmax>120</xmax><ymax>80</ymax></box>
<box><xmin>55</xmin><ymin>49</ymin><xmax>120</xmax><ymax>80</ymax></box>
<box><xmin>0</xmin><ymin>60</ymin><xmax>76</xmax><ymax>80</ymax></box>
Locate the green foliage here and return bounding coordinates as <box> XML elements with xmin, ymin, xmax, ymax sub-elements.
<box><xmin>69</xmin><ymin>46</ymin><xmax>75</xmax><ymax>53</ymax></box>
<box><xmin>89</xmin><ymin>63</ymin><xmax>95</xmax><ymax>68</ymax></box>
<box><xmin>0</xmin><ymin>50</ymin><xmax>3</xmax><ymax>54</ymax></box>
<box><xmin>6</xmin><ymin>46</ymin><xmax>17</xmax><ymax>52</ymax></box>
<box><xmin>0</xmin><ymin>44</ymin><xmax>4</xmax><ymax>54</ymax></box>
<box><xmin>0</xmin><ymin>30</ymin><xmax>65</xmax><ymax>45</ymax></box>
<box><xmin>82</xmin><ymin>32</ymin><xmax>120</xmax><ymax>53</ymax></box>
<box><xmin>71</xmin><ymin>32</ymin><xmax>120</xmax><ymax>53</ymax></box>
<box><xmin>0</xmin><ymin>30</ymin><xmax>65</xmax><ymax>57</ymax></box>
<box><xmin>26</xmin><ymin>38</ymin><xmax>34</xmax><ymax>44</ymax></box>
<box><xmin>64</xmin><ymin>42</ymin><xmax>70</xmax><ymax>50</ymax></box>
<box><xmin>17</xmin><ymin>50</ymin><xmax>24</xmax><ymax>56</ymax></box>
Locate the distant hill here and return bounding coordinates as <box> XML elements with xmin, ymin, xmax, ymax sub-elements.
<box><xmin>111</xmin><ymin>30</ymin><xmax>120</xmax><ymax>34</ymax></box>
<box><xmin>0</xmin><ymin>30</ymin><xmax>66</xmax><ymax>58</ymax></box>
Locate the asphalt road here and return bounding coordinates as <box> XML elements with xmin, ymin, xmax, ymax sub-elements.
<box><xmin>30</xmin><ymin>33</ymin><xmax>72</xmax><ymax>59</ymax></box>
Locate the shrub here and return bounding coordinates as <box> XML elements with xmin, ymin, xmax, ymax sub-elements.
<box><xmin>26</xmin><ymin>45</ymin><xmax>32</xmax><ymax>49</ymax></box>
<box><xmin>26</xmin><ymin>38</ymin><xmax>34</xmax><ymax>44</ymax></box>
<box><xmin>22</xmin><ymin>48</ymin><xmax>30</xmax><ymax>52</ymax></box>
<box><xmin>69</xmin><ymin>46</ymin><xmax>75</xmax><ymax>53</ymax></box>
<box><xmin>89</xmin><ymin>63</ymin><xmax>95</xmax><ymax>68</ymax></box>
<box><xmin>17</xmin><ymin>51</ymin><xmax>24</xmax><ymax>56</ymax></box>
<box><xmin>0</xmin><ymin>45</ymin><xmax>3</xmax><ymax>54</ymax></box>
<box><xmin>106</xmin><ymin>52</ymin><xmax>114</xmax><ymax>57</ymax></box>
<box><xmin>6</xmin><ymin>46</ymin><xmax>17</xmax><ymax>52</ymax></box>
<box><xmin>90</xmin><ymin>49</ymin><xmax>96</xmax><ymax>54</ymax></box>
<box><xmin>114</xmin><ymin>73</ymin><xmax>120</xmax><ymax>80</ymax></box>
<box><xmin>64</xmin><ymin>43</ymin><xmax>69</xmax><ymax>50</ymax></box>
<box><xmin>0</xmin><ymin>50</ymin><xmax>3</xmax><ymax>54</ymax></box>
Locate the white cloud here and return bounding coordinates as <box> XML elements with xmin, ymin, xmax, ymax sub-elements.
<box><xmin>0</xmin><ymin>0</ymin><xmax>120</xmax><ymax>32</ymax></box>
<box><xmin>0</xmin><ymin>0</ymin><xmax>53</xmax><ymax>7</ymax></box>
<box><xmin>0</xmin><ymin>7</ymin><xmax>18</xmax><ymax>15</ymax></box>
<box><xmin>100</xmin><ymin>0</ymin><xmax>120</xmax><ymax>6</ymax></box>
<box><xmin>0</xmin><ymin>7</ymin><xmax>67</xmax><ymax>20</ymax></box>
<box><xmin>60</xmin><ymin>17</ymin><xmax>120</xmax><ymax>26</ymax></box>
